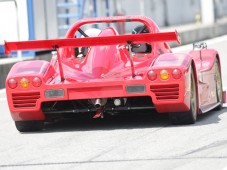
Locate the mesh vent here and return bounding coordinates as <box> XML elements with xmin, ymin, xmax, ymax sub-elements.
<box><xmin>12</xmin><ymin>92</ymin><xmax>40</xmax><ymax>108</ymax></box>
<box><xmin>150</xmin><ymin>84</ymin><xmax>179</xmax><ymax>100</ymax></box>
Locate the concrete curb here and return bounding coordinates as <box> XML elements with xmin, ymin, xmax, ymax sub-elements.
<box><xmin>165</xmin><ymin>19</ymin><xmax>227</xmax><ymax>47</ymax></box>
<box><xmin>180</xmin><ymin>21</ymin><xmax>227</xmax><ymax>46</ymax></box>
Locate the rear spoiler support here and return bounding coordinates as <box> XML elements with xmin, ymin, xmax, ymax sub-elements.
<box><xmin>54</xmin><ymin>46</ymin><xmax>65</xmax><ymax>82</ymax></box>
<box><xmin>127</xmin><ymin>41</ymin><xmax>136</xmax><ymax>77</ymax></box>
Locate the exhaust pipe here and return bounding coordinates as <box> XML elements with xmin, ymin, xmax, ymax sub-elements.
<box><xmin>94</xmin><ymin>98</ymin><xmax>102</xmax><ymax>109</ymax></box>
<box><xmin>91</xmin><ymin>98</ymin><xmax>107</xmax><ymax>109</ymax></box>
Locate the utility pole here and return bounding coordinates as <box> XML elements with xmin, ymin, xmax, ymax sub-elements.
<box><xmin>140</xmin><ymin>0</ymin><xmax>145</xmax><ymax>15</ymax></box>
<box><xmin>213</xmin><ymin>0</ymin><xmax>218</xmax><ymax>22</ymax></box>
<box><xmin>163</xmin><ymin>0</ymin><xmax>169</xmax><ymax>26</ymax></box>
<box><xmin>200</xmin><ymin>0</ymin><xmax>215</xmax><ymax>24</ymax></box>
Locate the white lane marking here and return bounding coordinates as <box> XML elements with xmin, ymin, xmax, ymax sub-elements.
<box><xmin>0</xmin><ymin>88</ymin><xmax>5</xmax><ymax>94</ymax></box>
<box><xmin>205</xmin><ymin>34</ymin><xmax>227</xmax><ymax>45</ymax></box>
<box><xmin>0</xmin><ymin>89</ymin><xmax>6</xmax><ymax>101</ymax></box>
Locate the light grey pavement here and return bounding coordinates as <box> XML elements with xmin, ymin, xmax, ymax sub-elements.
<box><xmin>0</xmin><ymin>35</ymin><xmax>227</xmax><ymax>170</ymax></box>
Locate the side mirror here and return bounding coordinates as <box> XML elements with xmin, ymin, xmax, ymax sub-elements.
<box><xmin>193</xmin><ymin>42</ymin><xmax>207</xmax><ymax>50</ymax></box>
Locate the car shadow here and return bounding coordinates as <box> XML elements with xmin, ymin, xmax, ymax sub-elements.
<box><xmin>42</xmin><ymin>111</ymin><xmax>170</xmax><ymax>133</ymax></box>
<box><xmin>28</xmin><ymin>107</ymin><xmax>227</xmax><ymax>133</ymax></box>
<box><xmin>195</xmin><ymin>106</ymin><xmax>227</xmax><ymax>126</ymax></box>
<box><xmin>168</xmin><ymin>106</ymin><xmax>227</xmax><ymax>128</ymax></box>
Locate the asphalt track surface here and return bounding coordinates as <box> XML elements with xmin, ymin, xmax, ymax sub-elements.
<box><xmin>1</xmin><ymin>35</ymin><xmax>227</xmax><ymax>170</ymax></box>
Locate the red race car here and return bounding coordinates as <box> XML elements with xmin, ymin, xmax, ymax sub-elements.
<box><xmin>5</xmin><ymin>16</ymin><xmax>225</xmax><ymax>132</ymax></box>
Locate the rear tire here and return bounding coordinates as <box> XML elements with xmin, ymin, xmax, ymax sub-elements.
<box><xmin>214</xmin><ymin>59</ymin><xmax>223</xmax><ymax>111</ymax></box>
<box><xmin>15</xmin><ymin>121</ymin><xmax>44</xmax><ymax>132</ymax></box>
<box><xmin>169</xmin><ymin>67</ymin><xmax>197</xmax><ymax>125</ymax></box>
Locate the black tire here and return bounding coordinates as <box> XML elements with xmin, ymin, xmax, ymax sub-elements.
<box><xmin>214</xmin><ymin>59</ymin><xmax>223</xmax><ymax>111</ymax></box>
<box><xmin>169</xmin><ymin>67</ymin><xmax>197</xmax><ymax>125</ymax></box>
<box><xmin>15</xmin><ymin>121</ymin><xmax>44</xmax><ymax>132</ymax></box>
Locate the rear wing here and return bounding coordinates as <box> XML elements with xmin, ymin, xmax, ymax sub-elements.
<box><xmin>5</xmin><ymin>31</ymin><xmax>181</xmax><ymax>54</ymax></box>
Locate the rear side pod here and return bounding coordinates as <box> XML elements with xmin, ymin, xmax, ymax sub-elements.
<box><xmin>147</xmin><ymin>69</ymin><xmax>182</xmax><ymax>81</ymax></box>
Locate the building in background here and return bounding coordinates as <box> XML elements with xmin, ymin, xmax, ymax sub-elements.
<box><xmin>0</xmin><ymin>0</ymin><xmax>227</xmax><ymax>54</ymax></box>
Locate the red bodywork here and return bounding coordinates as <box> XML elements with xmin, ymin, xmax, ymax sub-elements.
<box><xmin>4</xmin><ymin>16</ymin><xmax>224</xmax><ymax>122</ymax></box>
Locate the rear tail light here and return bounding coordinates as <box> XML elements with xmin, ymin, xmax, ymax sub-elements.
<box><xmin>8</xmin><ymin>78</ymin><xmax>17</xmax><ymax>89</ymax></box>
<box><xmin>20</xmin><ymin>78</ymin><xmax>29</xmax><ymax>88</ymax></box>
<box><xmin>160</xmin><ymin>70</ymin><xmax>169</xmax><ymax>80</ymax></box>
<box><xmin>147</xmin><ymin>70</ymin><xmax>157</xmax><ymax>81</ymax></box>
<box><xmin>172</xmin><ymin>69</ymin><xmax>182</xmax><ymax>79</ymax></box>
<box><xmin>32</xmin><ymin>77</ymin><xmax>42</xmax><ymax>87</ymax></box>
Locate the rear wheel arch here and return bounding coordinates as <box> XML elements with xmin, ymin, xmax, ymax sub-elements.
<box><xmin>215</xmin><ymin>53</ymin><xmax>222</xmax><ymax>77</ymax></box>
<box><xmin>169</xmin><ymin>63</ymin><xmax>199</xmax><ymax>124</ymax></box>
